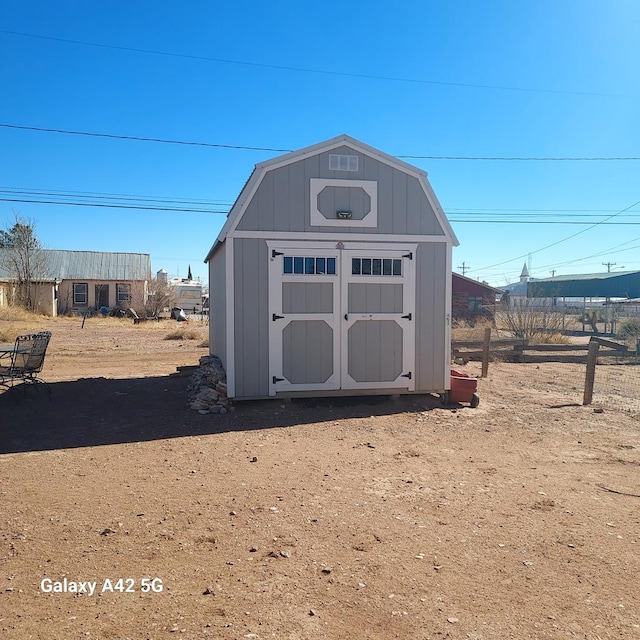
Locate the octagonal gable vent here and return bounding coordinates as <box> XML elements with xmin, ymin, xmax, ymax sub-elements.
<box><xmin>310</xmin><ymin>178</ymin><xmax>378</xmax><ymax>228</ymax></box>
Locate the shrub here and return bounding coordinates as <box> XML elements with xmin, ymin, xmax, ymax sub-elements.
<box><xmin>0</xmin><ymin>305</ymin><xmax>37</xmax><ymax>322</ymax></box>
<box><xmin>618</xmin><ymin>317</ymin><xmax>640</xmax><ymax>342</ymax></box>
<box><xmin>164</xmin><ymin>326</ymin><xmax>205</xmax><ymax>341</ymax></box>
<box><xmin>495</xmin><ymin>298</ymin><xmax>566</xmax><ymax>341</ymax></box>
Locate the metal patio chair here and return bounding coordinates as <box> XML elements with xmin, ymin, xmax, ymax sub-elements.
<box><xmin>0</xmin><ymin>331</ymin><xmax>52</xmax><ymax>399</ymax></box>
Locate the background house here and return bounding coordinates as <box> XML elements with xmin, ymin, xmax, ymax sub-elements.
<box><xmin>452</xmin><ymin>272</ymin><xmax>503</xmax><ymax>324</ymax></box>
<box><xmin>205</xmin><ymin>134</ymin><xmax>459</xmax><ymax>400</ymax></box>
<box><xmin>0</xmin><ymin>249</ymin><xmax>151</xmax><ymax>316</ymax></box>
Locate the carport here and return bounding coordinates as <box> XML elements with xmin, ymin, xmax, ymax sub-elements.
<box><xmin>527</xmin><ymin>270</ymin><xmax>640</xmax><ymax>334</ymax></box>
<box><xmin>527</xmin><ymin>270</ymin><xmax>640</xmax><ymax>299</ymax></box>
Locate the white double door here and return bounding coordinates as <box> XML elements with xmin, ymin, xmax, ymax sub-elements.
<box><xmin>268</xmin><ymin>243</ymin><xmax>416</xmax><ymax>395</ymax></box>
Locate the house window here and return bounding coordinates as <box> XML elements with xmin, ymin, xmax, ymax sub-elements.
<box><xmin>351</xmin><ymin>258</ymin><xmax>402</xmax><ymax>276</ymax></box>
<box><xmin>329</xmin><ymin>154</ymin><xmax>358</xmax><ymax>172</ymax></box>
<box><xmin>468</xmin><ymin>296</ymin><xmax>483</xmax><ymax>312</ymax></box>
<box><xmin>283</xmin><ymin>256</ymin><xmax>337</xmax><ymax>275</ymax></box>
<box><xmin>116</xmin><ymin>283</ymin><xmax>131</xmax><ymax>303</ymax></box>
<box><xmin>73</xmin><ymin>283</ymin><xmax>88</xmax><ymax>306</ymax></box>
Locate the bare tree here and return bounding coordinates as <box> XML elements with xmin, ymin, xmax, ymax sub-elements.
<box><xmin>0</xmin><ymin>214</ymin><xmax>49</xmax><ymax>311</ymax></box>
<box><xmin>495</xmin><ymin>296</ymin><xmax>567</xmax><ymax>342</ymax></box>
<box><xmin>145</xmin><ymin>276</ymin><xmax>175</xmax><ymax>318</ymax></box>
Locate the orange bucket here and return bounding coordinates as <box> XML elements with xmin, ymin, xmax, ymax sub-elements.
<box><xmin>449</xmin><ymin>370</ymin><xmax>479</xmax><ymax>407</ymax></box>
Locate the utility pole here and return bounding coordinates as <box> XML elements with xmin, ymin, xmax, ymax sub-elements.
<box><xmin>458</xmin><ymin>261</ymin><xmax>469</xmax><ymax>275</ymax></box>
<box><xmin>550</xmin><ymin>270</ymin><xmax>556</xmax><ymax>277</ymax></box>
<box><xmin>602</xmin><ymin>262</ymin><xmax>616</xmax><ymax>273</ymax></box>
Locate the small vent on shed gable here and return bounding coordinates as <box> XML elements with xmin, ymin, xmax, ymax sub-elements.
<box><xmin>329</xmin><ymin>154</ymin><xmax>358</xmax><ymax>172</ymax></box>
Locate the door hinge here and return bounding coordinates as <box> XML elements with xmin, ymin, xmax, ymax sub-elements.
<box><xmin>401</xmin><ymin>372</ymin><xmax>412</xmax><ymax>379</ymax></box>
<box><xmin>402</xmin><ymin>312</ymin><xmax>412</xmax><ymax>321</ymax></box>
<box><xmin>272</xmin><ymin>313</ymin><xmax>284</xmax><ymax>321</ymax></box>
<box><xmin>403</xmin><ymin>251</ymin><xmax>413</xmax><ymax>260</ymax></box>
<box><xmin>271</xmin><ymin>249</ymin><xmax>284</xmax><ymax>258</ymax></box>
<box><xmin>272</xmin><ymin>376</ymin><xmax>285</xmax><ymax>384</ymax></box>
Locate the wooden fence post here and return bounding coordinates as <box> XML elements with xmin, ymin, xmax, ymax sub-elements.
<box><xmin>481</xmin><ymin>327</ymin><xmax>491</xmax><ymax>378</ymax></box>
<box><xmin>583</xmin><ymin>338</ymin><xmax>600</xmax><ymax>405</ymax></box>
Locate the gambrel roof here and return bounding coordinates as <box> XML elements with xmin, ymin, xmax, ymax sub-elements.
<box><xmin>205</xmin><ymin>134</ymin><xmax>458</xmax><ymax>262</ymax></box>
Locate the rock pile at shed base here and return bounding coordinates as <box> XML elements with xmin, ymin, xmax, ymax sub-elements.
<box><xmin>187</xmin><ymin>355</ymin><xmax>231</xmax><ymax>414</ymax></box>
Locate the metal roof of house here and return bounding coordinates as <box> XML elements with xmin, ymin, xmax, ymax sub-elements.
<box><xmin>0</xmin><ymin>249</ymin><xmax>151</xmax><ymax>281</ymax></box>
<box><xmin>526</xmin><ymin>270</ymin><xmax>640</xmax><ymax>299</ymax></box>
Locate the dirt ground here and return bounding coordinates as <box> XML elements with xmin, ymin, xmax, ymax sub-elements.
<box><xmin>1</xmin><ymin>317</ymin><xmax>639</xmax><ymax>639</ymax></box>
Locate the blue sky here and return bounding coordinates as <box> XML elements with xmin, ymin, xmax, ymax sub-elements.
<box><xmin>2</xmin><ymin>1</ymin><xmax>639</xmax><ymax>286</ymax></box>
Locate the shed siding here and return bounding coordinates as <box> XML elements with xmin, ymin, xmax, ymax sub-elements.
<box><xmin>234</xmin><ymin>238</ymin><xmax>270</xmax><ymax>398</ymax></box>
<box><xmin>283</xmin><ymin>282</ymin><xmax>333</xmax><ymax>314</ymax></box>
<box><xmin>348</xmin><ymin>283</ymin><xmax>403</xmax><ymax>314</ymax></box>
<box><xmin>415</xmin><ymin>242</ymin><xmax>448</xmax><ymax>391</ymax></box>
<box><xmin>237</xmin><ymin>145</ymin><xmax>445</xmax><ymax>236</ymax></box>
<box><xmin>283</xmin><ymin>320</ymin><xmax>333</xmax><ymax>384</ymax></box>
<box><xmin>209</xmin><ymin>242</ymin><xmax>227</xmax><ymax>370</ymax></box>
<box><xmin>348</xmin><ymin>320</ymin><xmax>403</xmax><ymax>382</ymax></box>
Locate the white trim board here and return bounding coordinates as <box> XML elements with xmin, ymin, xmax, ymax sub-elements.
<box><xmin>244</xmin><ymin>232</ymin><xmax>450</xmax><ymax>243</ymax></box>
<box><xmin>225</xmin><ymin>238</ymin><xmax>236</xmax><ymax>398</ymax></box>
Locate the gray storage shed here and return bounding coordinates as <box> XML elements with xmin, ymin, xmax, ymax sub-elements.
<box><xmin>205</xmin><ymin>134</ymin><xmax>459</xmax><ymax>400</ymax></box>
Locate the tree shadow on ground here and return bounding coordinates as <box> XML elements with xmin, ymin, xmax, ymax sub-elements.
<box><xmin>0</xmin><ymin>375</ymin><xmax>448</xmax><ymax>454</ymax></box>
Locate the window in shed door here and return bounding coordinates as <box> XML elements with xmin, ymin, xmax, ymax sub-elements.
<box><xmin>283</xmin><ymin>256</ymin><xmax>337</xmax><ymax>275</ymax></box>
<box><xmin>351</xmin><ymin>258</ymin><xmax>402</xmax><ymax>276</ymax></box>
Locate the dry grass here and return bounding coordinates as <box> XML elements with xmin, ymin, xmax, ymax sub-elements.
<box><xmin>0</xmin><ymin>326</ymin><xmax>16</xmax><ymax>343</ymax></box>
<box><xmin>164</xmin><ymin>325</ymin><xmax>208</xmax><ymax>341</ymax></box>
<box><xmin>0</xmin><ymin>306</ymin><xmax>51</xmax><ymax>343</ymax></box>
<box><xmin>526</xmin><ymin>331</ymin><xmax>572</xmax><ymax>345</ymax></box>
<box><xmin>451</xmin><ymin>318</ymin><xmax>495</xmax><ymax>341</ymax></box>
<box><xmin>0</xmin><ymin>305</ymin><xmax>43</xmax><ymax>323</ymax></box>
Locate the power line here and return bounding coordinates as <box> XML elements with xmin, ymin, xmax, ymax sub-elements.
<box><xmin>0</xmin><ymin>187</ymin><xmax>234</xmax><ymax>207</ymax></box>
<box><xmin>449</xmin><ymin>220</ymin><xmax>640</xmax><ymax>225</ymax></box>
<box><xmin>4</xmin><ymin>197</ymin><xmax>638</xmax><ymax>224</ymax></box>
<box><xmin>536</xmin><ymin>236</ymin><xmax>640</xmax><ymax>271</ymax></box>
<box><xmin>3</xmin><ymin>123</ymin><xmax>640</xmax><ymax>162</ymax></box>
<box><xmin>472</xmin><ymin>197</ymin><xmax>640</xmax><ymax>273</ymax></box>
<box><xmin>399</xmin><ymin>155</ymin><xmax>640</xmax><ymax>161</ymax></box>
<box><xmin>3</xmin><ymin>186</ymin><xmax>639</xmax><ymax>226</ymax></box>
<box><xmin>0</xmin><ymin>29</ymin><xmax>628</xmax><ymax>98</ymax></box>
<box><xmin>0</xmin><ymin>197</ymin><xmax>229</xmax><ymax>214</ymax></box>
<box><xmin>4</xmin><ymin>186</ymin><xmax>639</xmax><ymax>218</ymax></box>
<box><xmin>0</xmin><ymin>123</ymin><xmax>292</xmax><ymax>153</ymax></box>
<box><xmin>448</xmin><ymin>207</ymin><xmax>640</xmax><ymax>213</ymax></box>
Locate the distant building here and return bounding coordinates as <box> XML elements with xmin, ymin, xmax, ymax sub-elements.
<box><xmin>452</xmin><ymin>273</ymin><xmax>503</xmax><ymax>323</ymax></box>
<box><xmin>158</xmin><ymin>267</ymin><xmax>204</xmax><ymax>314</ymax></box>
<box><xmin>0</xmin><ymin>249</ymin><xmax>151</xmax><ymax>316</ymax></box>
<box><xmin>500</xmin><ymin>262</ymin><xmax>534</xmax><ymax>304</ymax></box>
